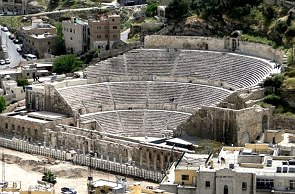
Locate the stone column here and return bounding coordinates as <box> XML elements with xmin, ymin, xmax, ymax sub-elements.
<box><xmin>153</xmin><ymin>151</ymin><xmax>157</xmax><ymax>171</ymax></box>
<box><xmin>146</xmin><ymin>150</ymin><xmax>150</xmax><ymax>170</ymax></box>
<box><xmin>139</xmin><ymin>148</ymin><xmax>142</xmax><ymax>167</ymax></box>
<box><xmin>160</xmin><ymin>154</ymin><xmax>164</xmax><ymax>171</ymax></box>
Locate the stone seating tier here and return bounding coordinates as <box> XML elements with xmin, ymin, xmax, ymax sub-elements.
<box><xmin>85</xmin><ymin>49</ymin><xmax>273</xmax><ymax>89</ymax></box>
<box><xmin>79</xmin><ymin>110</ymin><xmax>192</xmax><ymax>137</ymax></box>
<box><xmin>57</xmin><ymin>81</ymin><xmax>232</xmax><ymax>113</ymax></box>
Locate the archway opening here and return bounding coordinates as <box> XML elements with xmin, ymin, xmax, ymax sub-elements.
<box><xmin>262</xmin><ymin>115</ymin><xmax>268</xmax><ymax>132</ymax></box>
<box><xmin>224</xmin><ymin>185</ymin><xmax>228</xmax><ymax>194</ymax></box>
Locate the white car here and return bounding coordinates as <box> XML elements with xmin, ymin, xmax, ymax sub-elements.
<box><xmin>1</xmin><ymin>27</ymin><xmax>8</xmax><ymax>32</ymax></box>
<box><xmin>0</xmin><ymin>60</ymin><xmax>5</xmax><ymax>65</ymax></box>
<box><xmin>5</xmin><ymin>58</ymin><xmax>10</xmax><ymax>64</ymax></box>
<box><xmin>2</xmin><ymin>48</ymin><xmax>7</xmax><ymax>53</ymax></box>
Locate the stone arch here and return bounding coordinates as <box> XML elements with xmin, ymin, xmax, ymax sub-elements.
<box><xmin>224</xmin><ymin>185</ymin><xmax>228</xmax><ymax>194</ymax></box>
<box><xmin>241</xmin><ymin>132</ymin><xmax>250</xmax><ymax>145</ymax></box>
<box><xmin>262</xmin><ymin>115</ymin><xmax>268</xmax><ymax>132</ymax></box>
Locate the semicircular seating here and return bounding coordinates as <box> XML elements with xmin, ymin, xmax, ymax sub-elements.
<box><xmin>85</xmin><ymin>49</ymin><xmax>273</xmax><ymax>88</ymax></box>
<box><xmin>57</xmin><ymin>81</ymin><xmax>232</xmax><ymax>113</ymax></box>
<box><xmin>79</xmin><ymin>110</ymin><xmax>192</xmax><ymax>137</ymax></box>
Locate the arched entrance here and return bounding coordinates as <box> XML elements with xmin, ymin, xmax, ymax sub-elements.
<box><xmin>242</xmin><ymin>132</ymin><xmax>250</xmax><ymax>145</ymax></box>
<box><xmin>262</xmin><ymin>115</ymin><xmax>268</xmax><ymax>132</ymax></box>
<box><xmin>224</xmin><ymin>185</ymin><xmax>228</xmax><ymax>194</ymax></box>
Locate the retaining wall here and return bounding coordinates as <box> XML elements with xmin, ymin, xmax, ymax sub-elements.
<box><xmin>0</xmin><ymin>137</ymin><xmax>163</xmax><ymax>182</ymax></box>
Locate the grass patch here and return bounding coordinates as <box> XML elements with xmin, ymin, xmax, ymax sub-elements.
<box><xmin>282</xmin><ymin>78</ymin><xmax>295</xmax><ymax>89</ymax></box>
<box><xmin>240</xmin><ymin>34</ymin><xmax>275</xmax><ymax>45</ymax></box>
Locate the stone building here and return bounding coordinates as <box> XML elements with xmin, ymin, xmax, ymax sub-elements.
<box><xmin>88</xmin><ymin>15</ymin><xmax>120</xmax><ymax>50</ymax></box>
<box><xmin>62</xmin><ymin>17</ymin><xmax>89</xmax><ymax>54</ymax></box>
<box><xmin>161</xmin><ymin>145</ymin><xmax>295</xmax><ymax>194</ymax></box>
<box><xmin>19</xmin><ymin>18</ymin><xmax>57</xmax><ymax>58</ymax></box>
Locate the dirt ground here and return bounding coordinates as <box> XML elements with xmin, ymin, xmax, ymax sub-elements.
<box><xmin>0</xmin><ymin>148</ymin><xmax>158</xmax><ymax>193</ymax></box>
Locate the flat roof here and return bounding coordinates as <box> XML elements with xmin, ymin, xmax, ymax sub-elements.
<box><xmin>166</xmin><ymin>138</ymin><xmax>193</xmax><ymax>146</ymax></box>
<box><xmin>27</xmin><ymin>111</ymin><xmax>67</xmax><ymax>121</ymax></box>
<box><xmin>92</xmin><ymin>180</ymin><xmax>123</xmax><ymax>189</ymax></box>
<box><xmin>176</xmin><ymin>153</ymin><xmax>209</xmax><ymax>170</ymax></box>
<box><xmin>12</xmin><ymin>114</ymin><xmax>49</xmax><ymax>123</ymax></box>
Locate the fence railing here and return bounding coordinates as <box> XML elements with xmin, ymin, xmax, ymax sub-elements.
<box><xmin>0</xmin><ymin>137</ymin><xmax>163</xmax><ymax>182</ymax></box>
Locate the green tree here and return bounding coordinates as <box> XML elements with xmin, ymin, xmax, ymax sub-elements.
<box><xmin>146</xmin><ymin>0</ymin><xmax>159</xmax><ymax>17</ymax></box>
<box><xmin>54</xmin><ymin>22</ymin><xmax>66</xmax><ymax>56</ymax></box>
<box><xmin>53</xmin><ymin>54</ymin><xmax>83</xmax><ymax>74</ymax></box>
<box><xmin>0</xmin><ymin>96</ymin><xmax>6</xmax><ymax>113</ymax></box>
<box><xmin>166</xmin><ymin>0</ymin><xmax>189</xmax><ymax>21</ymax></box>
<box><xmin>17</xmin><ymin>76</ymin><xmax>29</xmax><ymax>87</ymax></box>
<box><xmin>42</xmin><ymin>170</ymin><xmax>57</xmax><ymax>185</ymax></box>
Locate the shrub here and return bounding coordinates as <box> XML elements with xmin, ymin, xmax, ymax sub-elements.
<box><xmin>53</xmin><ymin>54</ymin><xmax>83</xmax><ymax>74</ymax></box>
<box><xmin>17</xmin><ymin>76</ymin><xmax>29</xmax><ymax>87</ymax></box>
<box><xmin>0</xmin><ymin>96</ymin><xmax>6</xmax><ymax>113</ymax></box>
<box><xmin>263</xmin><ymin>94</ymin><xmax>281</xmax><ymax>106</ymax></box>
<box><xmin>146</xmin><ymin>0</ymin><xmax>159</xmax><ymax>17</ymax></box>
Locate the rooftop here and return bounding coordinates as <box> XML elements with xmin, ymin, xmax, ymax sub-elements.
<box><xmin>91</xmin><ymin>179</ymin><xmax>124</xmax><ymax>189</ymax></box>
<box><xmin>9</xmin><ymin>111</ymin><xmax>67</xmax><ymax>123</ymax></box>
<box><xmin>30</xmin><ymin>33</ymin><xmax>56</xmax><ymax>39</ymax></box>
<box><xmin>176</xmin><ymin>153</ymin><xmax>209</xmax><ymax>170</ymax></box>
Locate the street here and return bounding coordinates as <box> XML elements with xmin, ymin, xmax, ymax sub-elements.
<box><xmin>0</xmin><ymin>29</ymin><xmax>24</xmax><ymax>68</ymax></box>
<box><xmin>121</xmin><ymin>28</ymin><xmax>130</xmax><ymax>42</ymax></box>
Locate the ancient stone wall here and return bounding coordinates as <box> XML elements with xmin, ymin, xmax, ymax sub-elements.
<box><xmin>281</xmin><ymin>89</ymin><xmax>295</xmax><ymax>108</ymax></box>
<box><xmin>273</xmin><ymin>114</ymin><xmax>295</xmax><ymax>130</ymax></box>
<box><xmin>144</xmin><ymin>35</ymin><xmax>284</xmax><ymax>63</ymax></box>
<box><xmin>144</xmin><ymin>35</ymin><xmax>225</xmax><ymax>51</ymax></box>
<box><xmin>178</xmin><ymin>105</ymin><xmax>273</xmax><ymax>146</ymax></box>
<box><xmin>45</xmin><ymin>124</ymin><xmax>184</xmax><ymax>172</ymax></box>
<box><xmin>0</xmin><ymin>114</ymin><xmax>74</xmax><ymax>143</ymax></box>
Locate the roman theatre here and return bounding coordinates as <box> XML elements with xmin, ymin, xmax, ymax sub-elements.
<box><xmin>0</xmin><ymin>35</ymin><xmax>282</xmax><ymax>172</ymax></box>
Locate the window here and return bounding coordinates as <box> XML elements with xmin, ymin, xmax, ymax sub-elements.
<box><xmin>242</xmin><ymin>182</ymin><xmax>247</xmax><ymax>190</ymax></box>
<box><xmin>105</xmin><ymin>35</ymin><xmax>108</xmax><ymax>38</ymax></box>
<box><xmin>206</xmin><ymin>181</ymin><xmax>210</xmax><ymax>188</ymax></box>
<box><xmin>291</xmin><ymin>180</ymin><xmax>295</xmax><ymax>189</ymax></box>
<box><xmin>256</xmin><ymin>179</ymin><xmax>274</xmax><ymax>189</ymax></box>
<box><xmin>74</xmin><ymin>29</ymin><xmax>75</xmax><ymax>33</ymax></box>
<box><xmin>5</xmin><ymin>123</ymin><xmax>8</xmax><ymax>129</ymax></box>
<box><xmin>181</xmin><ymin>175</ymin><xmax>189</xmax><ymax>181</ymax></box>
<box><xmin>113</xmin><ymin>35</ymin><xmax>117</xmax><ymax>38</ymax></box>
<box><xmin>48</xmin><ymin>42</ymin><xmax>50</xmax><ymax>45</ymax></box>
<box><xmin>21</xmin><ymin>90</ymin><xmax>23</xmax><ymax>93</ymax></box>
<box><xmin>70</xmin><ymin>37</ymin><xmax>73</xmax><ymax>40</ymax></box>
<box><xmin>11</xmin><ymin>90</ymin><xmax>14</xmax><ymax>93</ymax></box>
<box><xmin>70</xmin><ymin>28</ymin><xmax>72</xmax><ymax>32</ymax></box>
<box><xmin>113</xmin><ymin>26</ymin><xmax>117</xmax><ymax>29</ymax></box>
<box><xmin>104</xmin><ymin>26</ymin><xmax>107</xmax><ymax>29</ymax></box>
<box><xmin>112</xmin><ymin>19</ymin><xmax>114</xmax><ymax>21</ymax></box>
<box><xmin>27</xmin><ymin>73</ymin><xmax>29</xmax><ymax>76</ymax></box>
<box><xmin>97</xmin><ymin>35</ymin><xmax>101</xmax><ymax>39</ymax></box>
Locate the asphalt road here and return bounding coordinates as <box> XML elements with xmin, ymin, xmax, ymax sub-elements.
<box><xmin>0</xmin><ymin>29</ymin><xmax>24</xmax><ymax>67</ymax></box>
<box><xmin>121</xmin><ymin>28</ymin><xmax>130</xmax><ymax>42</ymax></box>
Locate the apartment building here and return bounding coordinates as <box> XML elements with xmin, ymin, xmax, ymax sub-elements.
<box><xmin>19</xmin><ymin>18</ymin><xmax>57</xmax><ymax>58</ymax></box>
<box><xmin>0</xmin><ymin>0</ymin><xmax>25</xmax><ymax>15</ymax></box>
<box><xmin>62</xmin><ymin>17</ymin><xmax>88</xmax><ymax>54</ymax></box>
<box><xmin>88</xmin><ymin>15</ymin><xmax>120</xmax><ymax>50</ymax></box>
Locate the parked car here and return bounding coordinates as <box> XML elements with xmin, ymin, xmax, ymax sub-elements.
<box><xmin>16</xmin><ymin>47</ymin><xmax>22</xmax><ymax>52</ymax></box>
<box><xmin>1</xmin><ymin>27</ymin><xmax>8</xmax><ymax>32</ymax></box>
<box><xmin>0</xmin><ymin>60</ymin><xmax>5</xmax><ymax>65</ymax></box>
<box><xmin>13</xmin><ymin>39</ymin><xmax>20</xmax><ymax>44</ymax></box>
<box><xmin>22</xmin><ymin>53</ymin><xmax>28</xmax><ymax>59</ymax></box>
<box><xmin>8</xmin><ymin>34</ymin><xmax>15</xmax><ymax>40</ymax></box>
<box><xmin>61</xmin><ymin>187</ymin><xmax>77</xmax><ymax>194</ymax></box>
<box><xmin>5</xmin><ymin>58</ymin><xmax>10</xmax><ymax>64</ymax></box>
<box><xmin>2</xmin><ymin>48</ymin><xmax>7</xmax><ymax>53</ymax></box>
